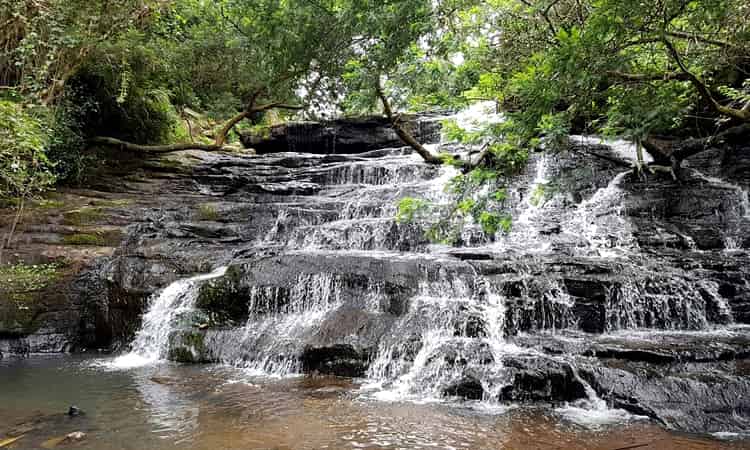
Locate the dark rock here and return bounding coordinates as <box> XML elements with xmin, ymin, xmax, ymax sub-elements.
<box><xmin>67</xmin><ymin>406</ymin><xmax>84</xmax><ymax>417</ymax></box>
<box><xmin>581</xmin><ymin>362</ymin><xmax>750</xmax><ymax>433</ymax></box>
<box><xmin>167</xmin><ymin>330</ymin><xmax>211</xmax><ymax>363</ymax></box>
<box><xmin>499</xmin><ymin>357</ymin><xmax>587</xmax><ymax>403</ymax></box>
<box><xmin>301</xmin><ymin>344</ymin><xmax>369</xmax><ymax>377</ymax></box>
<box><xmin>195</xmin><ymin>265</ymin><xmax>250</xmax><ymax>325</ymax></box>
<box><xmin>444</xmin><ymin>377</ymin><xmax>485</xmax><ymax>400</ymax></box>
<box><xmin>239</xmin><ymin>116</ymin><xmax>442</xmax><ymax>154</ymax></box>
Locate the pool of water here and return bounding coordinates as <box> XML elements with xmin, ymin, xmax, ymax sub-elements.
<box><xmin>0</xmin><ymin>355</ymin><xmax>747</xmax><ymax>450</ymax></box>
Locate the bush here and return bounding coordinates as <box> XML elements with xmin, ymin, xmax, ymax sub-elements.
<box><xmin>0</xmin><ymin>101</ymin><xmax>56</xmax><ymax>204</ymax></box>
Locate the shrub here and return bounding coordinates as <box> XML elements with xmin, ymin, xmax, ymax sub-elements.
<box><xmin>0</xmin><ymin>101</ymin><xmax>56</xmax><ymax>203</ymax></box>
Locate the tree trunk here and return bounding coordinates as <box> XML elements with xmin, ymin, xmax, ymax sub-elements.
<box><xmin>214</xmin><ymin>111</ymin><xmax>249</xmax><ymax>147</ymax></box>
<box><xmin>91</xmin><ymin>102</ymin><xmax>304</xmax><ymax>154</ymax></box>
<box><xmin>643</xmin><ymin>123</ymin><xmax>750</xmax><ymax>166</ymax></box>
<box><xmin>89</xmin><ymin>136</ymin><xmax>225</xmax><ymax>153</ymax></box>
<box><xmin>375</xmin><ymin>84</ymin><xmax>443</xmax><ymax>165</ymax></box>
<box><xmin>662</xmin><ymin>38</ymin><xmax>750</xmax><ymax>123</ymax></box>
<box><xmin>0</xmin><ymin>196</ymin><xmax>25</xmax><ymax>265</ymax></box>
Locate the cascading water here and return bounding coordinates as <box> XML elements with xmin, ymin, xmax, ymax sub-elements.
<box><xmin>109</xmin><ymin>104</ymin><xmax>750</xmax><ymax>435</ymax></box>
<box><xmin>491</xmin><ymin>155</ymin><xmax>553</xmax><ymax>253</ymax></box>
<box><xmin>365</xmin><ymin>275</ymin><xmax>521</xmax><ymax>402</ymax></box>
<box><xmin>106</xmin><ymin>266</ymin><xmax>227</xmax><ymax>369</ymax></box>
<box><xmin>564</xmin><ymin>171</ymin><xmax>638</xmax><ymax>257</ymax></box>
<box><xmin>202</xmin><ymin>273</ymin><xmax>345</xmax><ymax>376</ymax></box>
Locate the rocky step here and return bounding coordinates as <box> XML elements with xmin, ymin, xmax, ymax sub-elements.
<box><xmin>238</xmin><ymin>115</ymin><xmax>442</xmax><ymax>155</ymax></box>
<box><xmin>286</xmin><ymin>218</ymin><xmax>429</xmax><ymax>251</ymax></box>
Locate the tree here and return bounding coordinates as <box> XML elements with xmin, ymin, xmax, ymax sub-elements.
<box><xmin>445</xmin><ymin>0</ymin><xmax>750</xmax><ymax>174</ymax></box>
<box><xmin>0</xmin><ymin>101</ymin><xmax>55</xmax><ymax>263</ymax></box>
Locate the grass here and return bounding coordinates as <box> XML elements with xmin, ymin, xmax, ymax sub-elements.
<box><xmin>89</xmin><ymin>198</ymin><xmax>133</xmax><ymax>208</ymax></box>
<box><xmin>197</xmin><ymin>204</ymin><xmax>219</xmax><ymax>221</ymax></box>
<box><xmin>63</xmin><ymin>233</ymin><xmax>108</xmax><ymax>246</ymax></box>
<box><xmin>62</xmin><ymin>206</ymin><xmax>105</xmax><ymax>225</ymax></box>
<box><xmin>0</xmin><ymin>262</ymin><xmax>63</xmax><ymax>293</ymax></box>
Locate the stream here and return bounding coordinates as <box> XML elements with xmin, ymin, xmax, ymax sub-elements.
<box><xmin>1</xmin><ymin>356</ymin><xmax>747</xmax><ymax>449</ymax></box>
<box><xmin>2</xmin><ymin>105</ymin><xmax>750</xmax><ymax>448</ymax></box>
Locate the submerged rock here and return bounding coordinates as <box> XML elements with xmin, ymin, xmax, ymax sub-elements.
<box><xmin>66</xmin><ymin>406</ymin><xmax>83</xmax><ymax>417</ymax></box>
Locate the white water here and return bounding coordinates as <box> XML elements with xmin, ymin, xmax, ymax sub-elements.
<box><xmin>557</xmin><ymin>365</ymin><xmax>641</xmax><ymax>427</ymax></box>
<box><xmin>105</xmin><ymin>266</ymin><xmax>227</xmax><ymax>369</ymax></box>
<box><xmin>564</xmin><ymin>171</ymin><xmax>637</xmax><ymax>258</ymax></box>
<box><xmin>570</xmin><ymin>135</ymin><xmax>653</xmax><ymax>163</ymax></box>
<box><xmin>695</xmin><ymin>172</ymin><xmax>748</xmax><ymax>250</ymax></box>
<box><xmin>365</xmin><ymin>277</ymin><xmax>526</xmax><ymax>403</ymax></box>
<box><xmin>203</xmin><ymin>272</ymin><xmax>346</xmax><ymax>377</ymax></box>
<box><xmin>491</xmin><ymin>155</ymin><xmax>553</xmax><ymax>253</ymax></box>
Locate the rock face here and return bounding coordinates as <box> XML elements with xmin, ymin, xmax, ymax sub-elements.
<box><xmin>1</xmin><ymin>123</ymin><xmax>750</xmax><ymax>435</ymax></box>
<box><xmin>239</xmin><ymin>115</ymin><xmax>442</xmax><ymax>154</ymax></box>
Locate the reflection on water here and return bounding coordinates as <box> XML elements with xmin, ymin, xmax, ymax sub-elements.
<box><xmin>0</xmin><ymin>356</ymin><xmax>747</xmax><ymax>450</ymax></box>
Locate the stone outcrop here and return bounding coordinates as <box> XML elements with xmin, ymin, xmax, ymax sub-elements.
<box><xmin>1</xmin><ymin>124</ymin><xmax>749</xmax><ymax>435</ymax></box>
<box><xmin>239</xmin><ymin>115</ymin><xmax>442</xmax><ymax>154</ymax></box>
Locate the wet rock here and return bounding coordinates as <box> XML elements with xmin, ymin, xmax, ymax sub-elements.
<box><xmin>581</xmin><ymin>362</ymin><xmax>750</xmax><ymax>433</ymax></box>
<box><xmin>239</xmin><ymin>115</ymin><xmax>441</xmax><ymax>154</ymax></box>
<box><xmin>66</xmin><ymin>406</ymin><xmax>83</xmax><ymax>417</ymax></box>
<box><xmin>500</xmin><ymin>357</ymin><xmax>587</xmax><ymax>403</ymax></box>
<box><xmin>301</xmin><ymin>344</ymin><xmax>369</xmax><ymax>377</ymax></box>
<box><xmin>195</xmin><ymin>266</ymin><xmax>250</xmax><ymax>325</ymax></box>
<box><xmin>444</xmin><ymin>376</ymin><xmax>485</xmax><ymax>400</ymax></box>
<box><xmin>167</xmin><ymin>330</ymin><xmax>211</xmax><ymax>363</ymax></box>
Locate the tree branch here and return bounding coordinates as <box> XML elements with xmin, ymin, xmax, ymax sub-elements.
<box><xmin>666</xmin><ymin>30</ymin><xmax>736</xmax><ymax>49</ymax></box>
<box><xmin>643</xmin><ymin>123</ymin><xmax>750</xmax><ymax>163</ymax></box>
<box><xmin>89</xmin><ymin>136</ymin><xmax>227</xmax><ymax>153</ymax></box>
<box><xmin>214</xmin><ymin>100</ymin><xmax>304</xmax><ymax>147</ymax></box>
<box><xmin>375</xmin><ymin>82</ymin><xmax>442</xmax><ymax>165</ymax></box>
<box><xmin>662</xmin><ymin>37</ymin><xmax>750</xmax><ymax>122</ymax></box>
<box><xmin>607</xmin><ymin>70</ymin><xmax>689</xmax><ymax>82</ymax></box>
<box><xmin>570</xmin><ymin>143</ymin><xmax>633</xmax><ymax>168</ymax></box>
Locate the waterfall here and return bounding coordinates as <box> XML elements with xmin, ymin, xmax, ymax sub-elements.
<box><xmin>570</xmin><ymin>135</ymin><xmax>653</xmax><ymax>163</ymax></box>
<box><xmin>106</xmin><ymin>267</ymin><xmax>227</xmax><ymax>369</ymax></box>
<box><xmin>564</xmin><ymin>171</ymin><xmax>637</xmax><ymax>257</ymax></box>
<box><xmin>102</xmin><ymin>103</ymin><xmax>749</xmax><ymax>435</ymax></box>
<box><xmin>493</xmin><ymin>155</ymin><xmax>552</xmax><ymax>253</ymax></box>
<box><xmin>695</xmin><ymin>172</ymin><xmax>748</xmax><ymax>250</ymax></box>
<box><xmin>557</xmin><ymin>364</ymin><xmax>635</xmax><ymax>427</ymax></box>
<box><xmin>201</xmin><ymin>273</ymin><xmax>346</xmax><ymax>376</ymax></box>
<box><xmin>365</xmin><ymin>276</ymin><xmax>523</xmax><ymax>402</ymax></box>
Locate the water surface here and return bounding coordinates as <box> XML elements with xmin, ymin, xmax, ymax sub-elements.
<box><xmin>1</xmin><ymin>356</ymin><xmax>746</xmax><ymax>449</ymax></box>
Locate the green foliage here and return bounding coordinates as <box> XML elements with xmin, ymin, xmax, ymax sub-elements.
<box><xmin>63</xmin><ymin>233</ymin><xmax>105</xmax><ymax>246</ymax></box>
<box><xmin>478</xmin><ymin>211</ymin><xmax>512</xmax><ymax>235</ymax></box>
<box><xmin>529</xmin><ymin>184</ymin><xmax>546</xmax><ymax>207</ymax></box>
<box><xmin>396</xmin><ymin>197</ymin><xmax>431</xmax><ymax>223</ymax></box>
<box><xmin>0</xmin><ymin>262</ymin><xmax>63</xmax><ymax>293</ymax></box>
<box><xmin>0</xmin><ymin>101</ymin><xmax>56</xmax><ymax>202</ymax></box>
<box><xmin>62</xmin><ymin>206</ymin><xmax>104</xmax><ymax>225</ymax></box>
<box><xmin>197</xmin><ymin>204</ymin><xmax>219</xmax><ymax>221</ymax></box>
<box><xmin>2</xmin><ymin>0</ymin><xmax>747</xmax><ymax>246</ymax></box>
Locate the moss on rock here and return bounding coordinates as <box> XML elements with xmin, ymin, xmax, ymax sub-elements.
<box><xmin>167</xmin><ymin>330</ymin><xmax>210</xmax><ymax>363</ymax></box>
<box><xmin>195</xmin><ymin>265</ymin><xmax>249</xmax><ymax>325</ymax></box>
<box><xmin>0</xmin><ymin>262</ymin><xmax>64</xmax><ymax>335</ymax></box>
<box><xmin>63</xmin><ymin>233</ymin><xmax>106</xmax><ymax>246</ymax></box>
<box><xmin>62</xmin><ymin>207</ymin><xmax>105</xmax><ymax>226</ymax></box>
